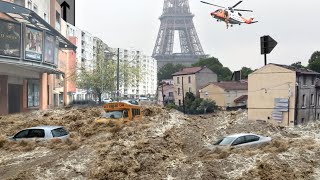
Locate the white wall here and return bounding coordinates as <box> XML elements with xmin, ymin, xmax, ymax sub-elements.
<box><xmin>24</xmin><ymin>0</ymin><xmax>50</xmax><ymax>23</ymax></box>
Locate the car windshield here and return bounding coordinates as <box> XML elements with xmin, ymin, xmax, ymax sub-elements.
<box><xmin>51</xmin><ymin>127</ymin><xmax>69</xmax><ymax>137</ymax></box>
<box><xmin>214</xmin><ymin>137</ymin><xmax>236</xmax><ymax>146</ymax></box>
<box><xmin>102</xmin><ymin>111</ymin><xmax>123</xmax><ymax>119</ymax></box>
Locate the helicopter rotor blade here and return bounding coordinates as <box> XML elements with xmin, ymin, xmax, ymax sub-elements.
<box><xmin>200</xmin><ymin>1</ymin><xmax>225</xmax><ymax>8</ymax></box>
<box><xmin>233</xmin><ymin>9</ymin><xmax>253</xmax><ymax>12</ymax></box>
<box><xmin>231</xmin><ymin>1</ymin><xmax>243</xmax><ymax>8</ymax></box>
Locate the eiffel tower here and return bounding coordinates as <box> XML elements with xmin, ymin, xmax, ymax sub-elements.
<box><xmin>152</xmin><ymin>0</ymin><xmax>207</xmax><ymax>70</ymax></box>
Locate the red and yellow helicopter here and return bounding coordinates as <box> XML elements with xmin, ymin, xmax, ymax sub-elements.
<box><xmin>200</xmin><ymin>1</ymin><xmax>258</xmax><ymax>29</ymax></box>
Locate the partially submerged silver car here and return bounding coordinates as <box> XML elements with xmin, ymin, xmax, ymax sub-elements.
<box><xmin>208</xmin><ymin>133</ymin><xmax>272</xmax><ymax>150</ymax></box>
<box><xmin>9</xmin><ymin>126</ymin><xmax>70</xmax><ymax>141</ymax></box>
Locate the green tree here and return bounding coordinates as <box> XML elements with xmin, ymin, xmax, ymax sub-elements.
<box><xmin>240</xmin><ymin>67</ymin><xmax>253</xmax><ymax>79</ymax></box>
<box><xmin>291</xmin><ymin>61</ymin><xmax>305</xmax><ymax>69</ymax></box>
<box><xmin>308</xmin><ymin>51</ymin><xmax>320</xmax><ymax>72</ymax></box>
<box><xmin>197</xmin><ymin>99</ymin><xmax>217</xmax><ymax>114</ymax></box>
<box><xmin>192</xmin><ymin>57</ymin><xmax>232</xmax><ymax>81</ymax></box>
<box><xmin>184</xmin><ymin>92</ymin><xmax>196</xmax><ymax>113</ymax></box>
<box><xmin>158</xmin><ymin>63</ymin><xmax>185</xmax><ymax>82</ymax></box>
<box><xmin>76</xmin><ymin>41</ymin><xmax>140</xmax><ymax>103</ymax></box>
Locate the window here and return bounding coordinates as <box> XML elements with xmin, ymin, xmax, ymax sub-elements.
<box><xmin>177</xmin><ymin>77</ymin><xmax>180</xmax><ymax>84</ymax></box>
<box><xmin>232</xmin><ymin>136</ymin><xmax>246</xmax><ymax>146</ymax></box>
<box><xmin>169</xmin><ymin>92</ymin><xmax>173</xmax><ymax>97</ymax></box>
<box><xmin>312</xmin><ymin>76</ymin><xmax>315</xmax><ymax>86</ymax></box>
<box><xmin>301</xmin><ymin>118</ymin><xmax>305</xmax><ymax>124</ymax></box>
<box><xmin>302</xmin><ymin>94</ymin><xmax>306</xmax><ymax>107</ymax></box>
<box><xmin>178</xmin><ymin>88</ymin><xmax>181</xmax><ymax>95</ymax></box>
<box><xmin>44</xmin><ymin>13</ymin><xmax>47</xmax><ymax>22</ymax></box>
<box><xmin>179</xmin><ymin>100</ymin><xmax>181</xmax><ymax>106</ymax></box>
<box><xmin>28</xmin><ymin>129</ymin><xmax>45</xmax><ymax>138</ymax></box>
<box><xmin>303</xmin><ymin>76</ymin><xmax>307</xmax><ymax>86</ymax></box>
<box><xmin>311</xmin><ymin>94</ymin><xmax>315</xmax><ymax>105</ymax></box>
<box><xmin>318</xmin><ymin>113</ymin><xmax>320</xmax><ymax>120</ymax></box>
<box><xmin>189</xmin><ymin>87</ymin><xmax>191</xmax><ymax>93</ymax></box>
<box><xmin>14</xmin><ymin>0</ymin><xmax>25</xmax><ymax>6</ymax></box>
<box><xmin>188</xmin><ymin>76</ymin><xmax>191</xmax><ymax>83</ymax></box>
<box><xmin>27</xmin><ymin>80</ymin><xmax>39</xmax><ymax>108</ymax></box>
<box><xmin>27</xmin><ymin>0</ymin><xmax>32</xmax><ymax>9</ymax></box>
<box><xmin>51</xmin><ymin>128</ymin><xmax>69</xmax><ymax>137</ymax></box>
<box><xmin>123</xmin><ymin>110</ymin><xmax>129</xmax><ymax>118</ymax></box>
<box><xmin>33</xmin><ymin>4</ymin><xmax>38</xmax><ymax>14</ymax></box>
<box><xmin>14</xmin><ymin>130</ymin><xmax>29</xmax><ymax>139</ymax></box>
<box><xmin>245</xmin><ymin>135</ymin><xmax>260</xmax><ymax>143</ymax></box>
<box><xmin>132</xmin><ymin>109</ymin><xmax>141</xmax><ymax>117</ymax></box>
<box><xmin>55</xmin><ymin>11</ymin><xmax>61</xmax><ymax>30</ymax></box>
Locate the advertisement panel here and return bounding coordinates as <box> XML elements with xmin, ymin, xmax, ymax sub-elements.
<box><xmin>44</xmin><ymin>32</ymin><xmax>56</xmax><ymax>64</ymax></box>
<box><xmin>25</xmin><ymin>26</ymin><xmax>43</xmax><ymax>61</ymax></box>
<box><xmin>0</xmin><ymin>19</ymin><xmax>21</xmax><ymax>58</ymax></box>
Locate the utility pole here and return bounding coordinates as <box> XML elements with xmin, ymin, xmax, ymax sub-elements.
<box><xmin>182</xmin><ymin>77</ymin><xmax>185</xmax><ymax>114</ymax></box>
<box><xmin>117</xmin><ymin>48</ymin><xmax>120</xmax><ymax>102</ymax></box>
<box><xmin>161</xmin><ymin>83</ymin><xmax>165</xmax><ymax>106</ymax></box>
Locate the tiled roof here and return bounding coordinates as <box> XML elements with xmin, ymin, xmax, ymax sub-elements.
<box><xmin>172</xmin><ymin>67</ymin><xmax>203</xmax><ymax>76</ymax></box>
<box><xmin>210</xmin><ymin>81</ymin><xmax>248</xmax><ymax>91</ymax></box>
<box><xmin>270</xmin><ymin>63</ymin><xmax>320</xmax><ymax>75</ymax></box>
<box><xmin>234</xmin><ymin>95</ymin><xmax>248</xmax><ymax>103</ymax></box>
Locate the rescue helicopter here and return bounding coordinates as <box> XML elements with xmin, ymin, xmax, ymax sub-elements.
<box><xmin>200</xmin><ymin>1</ymin><xmax>258</xmax><ymax>29</ymax></box>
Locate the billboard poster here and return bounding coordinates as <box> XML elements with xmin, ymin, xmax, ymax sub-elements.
<box><xmin>25</xmin><ymin>26</ymin><xmax>43</xmax><ymax>61</ymax></box>
<box><xmin>44</xmin><ymin>33</ymin><xmax>56</xmax><ymax>64</ymax></box>
<box><xmin>0</xmin><ymin>19</ymin><xmax>21</xmax><ymax>58</ymax></box>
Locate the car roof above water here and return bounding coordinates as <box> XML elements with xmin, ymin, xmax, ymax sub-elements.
<box><xmin>225</xmin><ymin>133</ymin><xmax>260</xmax><ymax>138</ymax></box>
<box><xmin>26</xmin><ymin>126</ymin><xmax>64</xmax><ymax>130</ymax></box>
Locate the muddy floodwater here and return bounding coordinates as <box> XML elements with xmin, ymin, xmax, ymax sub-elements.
<box><xmin>0</xmin><ymin>106</ymin><xmax>320</xmax><ymax>179</ymax></box>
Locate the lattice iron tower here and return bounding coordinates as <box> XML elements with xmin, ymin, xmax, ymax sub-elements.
<box><xmin>153</xmin><ymin>0</ymin><xmax>207</xmax><ymax>69</ymax></box>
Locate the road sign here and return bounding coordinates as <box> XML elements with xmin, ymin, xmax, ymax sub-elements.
<box><xmin>261</xmin><ymin>35</ymin><xmax>277</xmax><ymax>55</ymax></box>
<box><xmin>58</xmin><ymin>0</ymin><xmax>75</xmax><ymax>26</ymax></box>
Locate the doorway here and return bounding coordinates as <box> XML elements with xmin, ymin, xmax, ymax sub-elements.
<box><xmin>8</xmin><ymin>84</ymin><xmax>23</xmax><ymax>114</ymax></box>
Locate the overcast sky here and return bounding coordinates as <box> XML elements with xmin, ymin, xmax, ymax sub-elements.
<box><xmin>76</xmin><ymin>0</ymin><xmax>320</xmax><ymax>71</ymax></box>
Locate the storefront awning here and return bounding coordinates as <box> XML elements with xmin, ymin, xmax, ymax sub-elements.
<box><xmin>0</xmin><ymin>57</ymin><xmax>64</xmax><ymax>77</ymax></box>
<box><xmin>0</xmin><ymin>1</ymin><xmax>76</xmax><ymax>51</ymax></box>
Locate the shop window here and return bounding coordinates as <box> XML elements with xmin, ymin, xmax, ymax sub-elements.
<box><xmin>27</xmin><ymin>80</ymin><xmax>39</xmax><ymax>107</ymax></box>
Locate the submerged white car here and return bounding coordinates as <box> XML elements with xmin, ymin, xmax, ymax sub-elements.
<box><xmin>208</xmin><ymin>133</ymin><xmax>272</xmax><ymax>150</ymax></box>
<box><xmin>9</xmin><ymin>126</ymin><xmax>70</xmax><ymax>141</ymax></box>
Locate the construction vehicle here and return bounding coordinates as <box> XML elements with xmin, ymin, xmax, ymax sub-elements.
<box><xmin>95</xmin><ymin>102</ymin><xmax>142</xmax><ymax>124</ymax></box>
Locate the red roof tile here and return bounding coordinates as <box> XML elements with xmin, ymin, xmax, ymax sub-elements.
<box><xmin>172</xmin><ymin>67</ymin><xmax>204</xmax><ymax>76</ymax></box>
